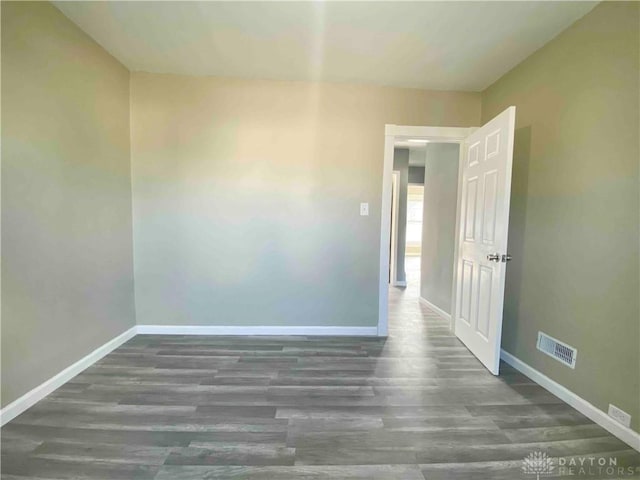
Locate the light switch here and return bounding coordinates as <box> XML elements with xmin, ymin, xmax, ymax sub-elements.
<box><xmin>360</xmin><ymin>203</ymin><xmax>369</xmax><ymax>216</ymax></box>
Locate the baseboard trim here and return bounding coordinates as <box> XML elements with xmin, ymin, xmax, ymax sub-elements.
<box><xmin>0</xmin><ymin>326</ymin><xmax>137</xmax><ymax>426</ymax></box>
<box><xmin>136</xmin><ymin>325</ymin><xmax>379</xmax><ymax>336</ymax></box>
<box><xmin>419</xmin><ymin>296</ymin><xmax>451</xmax><ymax>321</ymax></box>
<box><xmin>392</xmin><ymin>280</ymin><xmax>407</xmax><ymax>287</ymax></box>
<box><xmin>501</xmin><ymin>349</ymin><xmax>640</xmax><ymax>452</ymax></box>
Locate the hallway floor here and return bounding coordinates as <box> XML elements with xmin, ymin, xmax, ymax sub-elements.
<box><xmin>1</xmin><ymin>257</ymin><xmax>638</xmax><ymax>479</ymax></box>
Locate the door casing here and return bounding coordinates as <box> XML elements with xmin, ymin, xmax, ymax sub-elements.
<box><xmin>389</xmin><ymin>171</ymin><xmax>401</xmax><ymax>286</ymax></box>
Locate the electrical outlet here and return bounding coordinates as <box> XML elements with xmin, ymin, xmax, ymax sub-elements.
<box><xmin>608</xmin><ymin>404</ymin><xmax>631</xmax><ymax>428</ymax></box>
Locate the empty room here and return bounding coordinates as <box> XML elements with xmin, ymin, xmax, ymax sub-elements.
<box><xmin>1</xmin><ymin>1</ymin><xmax>639</xmax><ymax>479</ymax></box>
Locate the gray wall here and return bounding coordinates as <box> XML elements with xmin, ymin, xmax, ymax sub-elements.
<box><xmin>482</xmin><ymin>2</ymin><xmax>639</xmax><ymax>431</ymax></box>
<box><xmin>420</xmin><ymin>144</ymin><xmax>459</xmax><ymax>314</ymax></box>
<box><xmin>408</xmin><ymin>167</ymin><xmax>425</xmax><ymax>185</ymax></box>
<box><xmin>392</xmin><ymin>149</ymin><xmax>409</xmax><ymax>284</ymax></box>
<box><xmin>1</xmin><ymin>2</ymin><xmax>136</xmax><ymax>407</ymax></box>
<box><xmin>130</xmin><ymin>73</ymin><xmax>480</xmax><ymax>327</ymax></box>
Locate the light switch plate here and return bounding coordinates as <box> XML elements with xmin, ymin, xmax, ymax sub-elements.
<box><xmin>360</xmin><ymin>203</ymin><xmax>369</xmax><ymax>216</ymax></box>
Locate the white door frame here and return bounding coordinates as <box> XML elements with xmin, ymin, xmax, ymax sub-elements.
<box><xmin>377</xmin><ymin>124</ymin><xmax>476</xmax><ymax>336</ymax></box>
<box><xmin>390</xmin><ymin>171</ymin><xmax>401</xmax><ymax>286</ymax></box>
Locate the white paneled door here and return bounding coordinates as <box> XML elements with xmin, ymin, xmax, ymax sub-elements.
<box><xmin>454</xmin><ymin>106</ymin><xmax>516</xmax><ymax>375</ymax></box>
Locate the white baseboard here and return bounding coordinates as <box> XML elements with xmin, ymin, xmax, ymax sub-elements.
<box><xmin>419</xmin><ymin>296</ymin><xmax>451</xmax><ymax>321</ymax></box>
<box><xmin>392</xmin><ymin>280</ymin><xmax>407</xmax><ymax>287</ymax></box>
<box><xmin>501</xmin><ymin>349</ymin><xmax>640</xmax><ymax>452</ymax></box>
<box><xmin>0</xmin><ymin>326</ymin><xmax>137</xmax><ymax>426</ymax></box>
<box><xmin>136</xmin><ymin>325</ymin><xmax>379</xmax><ymax>336</ymax></box>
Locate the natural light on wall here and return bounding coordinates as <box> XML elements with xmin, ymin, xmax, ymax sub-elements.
<box><xmin>406</xmin><ymin>185</ymin><xmax>424</xmax><ymax>256</ymax></box>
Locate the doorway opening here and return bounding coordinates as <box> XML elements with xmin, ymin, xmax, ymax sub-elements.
<box><xmin>380</xmin><ymin>126</ymin><xmax>471</xmax><ymax>339</ymax></box>
<box><xmin>404</xmin><ymin>184</ymin><xmax>424</xmax><ymax>297</ymax></box>
<box><xmin>387</xmin><ymin>146</ymin><xmax>427</xmax><ymax>291</ymax></box>
<box><xmin>387</xmin><ymin>139</ymin><xmax>460</xmax><ymax>315</ymax></box>
<box><xmin>378</xmin><ymin>108</ymin><xmax>516</xmax><ymax>375</ymax></box>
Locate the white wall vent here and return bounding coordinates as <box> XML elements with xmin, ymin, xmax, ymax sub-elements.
<box><xmin>536</xmin><ymin>332</ymin><xmax>577</xmax><ymax>369</ymax></box>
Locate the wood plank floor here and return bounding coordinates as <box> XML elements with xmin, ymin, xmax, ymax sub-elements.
<box><xmin>2</xmin><ymin>260</ymin><xmax>639</xmax><ymax>479</ymax></box>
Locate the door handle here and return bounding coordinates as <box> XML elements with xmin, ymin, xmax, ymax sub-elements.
<box><xmin>487</xmin><ymin>253</ymin><xmax>500</xmax><ymax>262</ymax></box>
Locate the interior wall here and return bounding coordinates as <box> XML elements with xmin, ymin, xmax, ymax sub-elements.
<box><xmin>130</xmin><ymin>72</ymin><xmax>480</xmax><ymax>327</ymax></box>
<box><xmin>420</xmin><ymin>143</ymin><xmax>459</xmax><ymax>314</ymax></box>
<box><xmin>408</xmin><ymin>167</ymin><xmax>425</xmax><ymax>185</ymax></box>
<box><xmin>1</xmin><ymin>2</ymin><xmax>136</xmax><ymax>407</ymax></box>
<box><xmin>408</xmin><ymin>148</ymin><xmax>427</xmax><ymax>169</ymax></box>
<box><xmin>392</xmin><ymin>148</ymin><xmax>409</xmax><ymax>284</ymax></box>
<box><xmin>482</xmin><ymin>1</ymin><xmax>640</xmax><ymax>431</ymax></box>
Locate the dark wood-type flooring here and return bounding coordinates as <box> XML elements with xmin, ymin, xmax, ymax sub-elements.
<box><xmin>2</xmin><ymin>259</ymin><xmax>638</xmax><ymax>479</ymax></box>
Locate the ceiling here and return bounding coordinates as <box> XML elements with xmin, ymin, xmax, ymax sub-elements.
<box><xmin>54</xmin><ymin>1</ymin><xmax>596</xmax><ymax>91</ymax></box>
